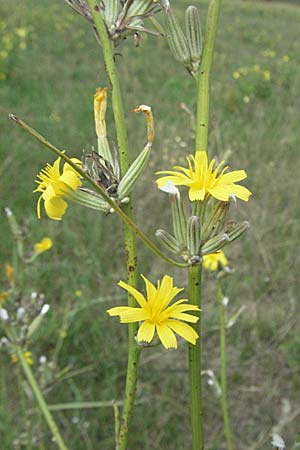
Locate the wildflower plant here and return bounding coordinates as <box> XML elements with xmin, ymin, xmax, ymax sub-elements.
<box><xmin>9</xmin><ymin>0</ymin><xmax>252</xmax><ymax>449</ymax></box>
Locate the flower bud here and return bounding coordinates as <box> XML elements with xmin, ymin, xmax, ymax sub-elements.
<box><xmin>187</xmin><ymin>216</ymin><xmax>201</xmax><ymax>256</ymax></box>
<box><xmin>185</xmin><ymin>6</ymin><xmax>202</xmax><ymax>64</ymax></box>
<box><xmin>127</xmin><ymin>0</ymin><xmax>153</xmax><ymax>17</ymax></box>
<box><xmin>202</xmin><ymin>201</ymin><xmax>230</xmax><ymax>241</ymax></box>
<box><xmin>171</xmin><ymin>192</ymin><xmax>187</xmax><ymax>246</ymax></box>
<box><xmin>225</xmin><ymin>221</ymin><xmax>249</xmax><ymax>243</ymax></box>
<box><xmin>103</xmin><ymin>0</ymin><xmax>120</xmax><ymax>30</ymax></box>
<box><xmin>59</xmin><ymin>185</ymin><xmax>111</xmax><ymax>213</ymax></box>
<box><xmin>117</xmin><ymin>145</ymin><xmax>151</xmax><ymax>199</ymax></box>
<box><xmin>201</xmin><ymin>233</ymin><xmax>230</xmax><ymax>255</ymax></box>
<box><xmin>165</xmin><ymin>8</ymin><xmax>191</xmax><ymax>67</ymax></box>
<box><xmin>155</xmin><ymin>229</ymin><xmax>179</xmax><ymax>254</ymax></box>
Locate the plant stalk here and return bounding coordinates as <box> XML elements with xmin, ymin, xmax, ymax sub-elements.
<box><xmin>15</xmin><ymin>346</ymin><xmax>69</xmax><ymax>450</ymax></box>
<box><xmin>195</xmin><ymin>0</ymin><xmax>222</xmax><ymax>152</ymax></box>
<box><xmin>83</xmin><ymin>3</ymin><xmax>141</xmax><ymax>448</ymax></box>
<box><xmin>188</xmin><ymin>263</ymin><xmax>203</xmax><ymax>450</ymax></box>
<box><xmin>217</xmin><ymin>281</ymin><xmax>234</xmax><ymax>450</ymax></box>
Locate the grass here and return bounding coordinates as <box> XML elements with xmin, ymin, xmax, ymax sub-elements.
<box><xmin>1</xmin><ymin>0</ymin><xmax>300</xmax><ymax>448</ymax></box>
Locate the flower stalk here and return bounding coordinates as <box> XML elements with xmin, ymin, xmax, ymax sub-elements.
<box><xmin>217</xmin><ymin>281</ymin><xmax>234</xmax><ymax>450</ymax></box>
<box><xmin>188</xmin><ymin>0</ymin><xmax>222</xmax><ymax>447</ymax></box>
<box><xmin>188</xmin><ymin>263</ymin><xmax>203</xmax><ymax>450</ymax></box>
<box><xmin>15</xmin><ymin>345</ymin><xmax>69</xmax><ymax>450</ymax></box>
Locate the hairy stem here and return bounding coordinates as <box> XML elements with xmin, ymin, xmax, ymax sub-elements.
<box><xmin>188</xmin><ymin>263</ymin><xmax>203</xmax><ymax>450</ymax></box>
<box><xmin>15</xmin><ymin>346</ymin><xmax>69</xmax><ymax>450</ymax></box>
<box><xmin>217</xmin><ymin>281</ymin><xmax>234</xmax><ymax>450</ymax></box>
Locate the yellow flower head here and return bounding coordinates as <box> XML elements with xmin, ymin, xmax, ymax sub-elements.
<box><xmin>156</xmin><ymin>151</ymin><xmax>251</xmax><ymax>202</ymax></box>
<box><xmin>34</xmin><ymin>237</ymin><xmax>53</xmax><ymax>254</ymax></box>
<box><xmin>107</xmin><ymin>275</ymin><xmax>200</xmax><ymax>349</ymax></box>
<box><xmin>11</xmin><ymin>351</ymin><xmax>33</xmax><ymax>366</ymax></box>
<box><xmin>203</xmin><ymin>251</ymin><xmax>228</xmax><ymax>271</ymax></box>
<box><xmin>34</xmin><ymin>157</ymin><xmax>82</xmax><ymax>220</ymax></box>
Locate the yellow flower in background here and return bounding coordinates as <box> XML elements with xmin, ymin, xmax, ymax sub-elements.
<box><xmin>263</xmin><ymin>70</ymin><xmax>271</xmax><ymax>81</ymax></box>
<box><xmin>156</xmin><ymin>151</ymin><xmax>251</xmax><ymax>202</ymax></box>
<box><xmin>0</xmin><ymin>291</ymin><xmax>8</xmax><ymax>303</ymax></box>
<box><xmin>11</xmin><ymin>351</ymin><xmax>33</xmax><ymax>366</ymax></box>
<box><xmin>34</xmin><ymin>156</ymin><xmax>82</xmax><ymax>220</ymax></box>
<box><xmin>108</xmin><ymin>275</ymin><xmax>200</xmax><ymax>349</ymax></box>
<box><xmin>34</xmin><ymin>237</ymin><xmax>53</xmax><ymax>254</ymax></box>
<box><xmin>203</xmin><ymin>251</ymin><xmax>228</xmax><ymax>271</ymax></box>
<box><xmin>233</xmin><ymin>71</ymin><xmax>240</xmax><ymax>79</ymax></box>
<box><xmin>5</xmin><ymin>263</ymin><xmax>14</xmax><ymax>285</ymax></box>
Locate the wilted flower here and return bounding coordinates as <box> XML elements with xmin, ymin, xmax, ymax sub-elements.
<box><xmin>34</xmin><ymin>157</ymin><xmax>82</xmax><ymax>220</ymax></box>
<box><xmin>157</xmin><ymin>151</ymin><xmax>251</xmax><ymax>202</ymax></box>
<box><xmin>107</xmin><ymin>275</ymin><xmax>200</xmax><ymax>349</ymax></box>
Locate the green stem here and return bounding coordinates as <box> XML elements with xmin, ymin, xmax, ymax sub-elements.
<box><xmin>17</xmin><ymin>364</ymin><xmax>31</xmax><ymax>450</ymax></box>
<box><xmin>15</xmin><ymin>346</ymin><xmax>69</xmax><ymax>450</ymax></box>
<box><xmin>195</xmin><ymin>0</ymin><xmax>222</xmax><ymax>152</ymax></box>
<box><xmin>80</xmin><ymin>3</ymin><xmax>142</xmax><ymax>449</ymax></box>
<box><xmin>9</xmin><ymin>115</ymin><xmax>188</xmax><ymax>269</ymax></box>
<box><xmin>188</xmin><ymin>263</ymin><xmax>203</xmax><ymax>450</ymax></box>
<box><xmin>217</xmin><ymin>281</ymin><xmax>234</xmax><ymax>450</ymax></box>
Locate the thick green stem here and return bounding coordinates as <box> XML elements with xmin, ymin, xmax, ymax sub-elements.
<box><xmin>85</xmin><ymin>3</ymin><xmax>140</xmax><ymax>448</ymax></box>
<box><xmin>217</xmin><ymin>282</ymin><xmax>234</xmax><ymax>450</ymax></box>
<box><xmin>195</xmin><ymin>0</ymin><xmax>222</xmax><ymax>152</ymax></box>
<box><xmin>188</xmin><ymin>264</ymin><xmax>203</xmax><ymax>450</ymax></box>
<box><xmin>15</xmin><ymin>346</ymin><xmax>69</xmax><ymax>450</ymax></box>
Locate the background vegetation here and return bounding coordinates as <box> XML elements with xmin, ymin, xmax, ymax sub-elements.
<box><xmin>1</xmin><ymin>0</ymin><xmax>300</xmax><ymax>448</ymax></box>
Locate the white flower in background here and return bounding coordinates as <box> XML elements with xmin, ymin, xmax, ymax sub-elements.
<box><xmin>271</xmin><ymin>433</ymin><xmax>285</xmax><ymax>450</ymax></box>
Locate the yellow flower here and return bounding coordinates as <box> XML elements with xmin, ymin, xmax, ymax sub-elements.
<box><xmin>233</xmin><ymin>71</ymin><xmax>240</xmax><ymax>79</ymax></box>
<box><xmin>11</xmin><ymin>351</ymin><xmax>33</xmax><ymax>365</ymax></box>
<box><xmin>34</xmin><ymin>156</ymin><xmax>82</xmax><ymax>220</ymax></box>
<box><xmin>203</xmin><ymin>251</ymin><xmax>228</xmax><ymax>271</ymax></box>
<box><xmin>0</xmin><ymin>291</ymin><xmax>8</xmax><ymax>304</ymax></box>
<box><xmin>107</xmin><ymin>275</ymin><xmax>200</xmax><ymax>349</ymax></box>
<box><xmin>34</xmin><ymin>237</ymin><xmax>53</xmax><ymax>254</ymax></box>
<box><xmin>263</xmin><ymin>70</ymin><xmax>271</xmax><ymax>81</ymax></box>
<box><xmin>156</xmin><ymin>151</ymin><xmax>251</xmax><ymax>202</ymax></box>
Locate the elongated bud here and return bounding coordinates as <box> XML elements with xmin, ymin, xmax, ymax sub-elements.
<box><xmin>185</xmin><ymin>6</ymin><xmax>202</xmax><ymax>64</ymax></box>
<box><xmin>127</xmin><ymin>0</ymin><xmax>154</xmax><ymax>17</ymax></box>
<box><xmin>103</xmin><ymin>0</ymin><xmax>119</xmax><ymax>30</ymax></box>
<box><xmin>155</xmin><ymin>229</ymin><xmax>179</xmax><ymax>254</ymax></box>
<box><xmin>117</xmin><ymin>145</ymin><xmax>151</xmax><ymax>199</ymax></box>
<box><xmin>59</xmin><ymin>185</ymin><xmax>111</xmax><ymax>213</ymax></box>
<box><xmin>165</xmin><ymin>8</ymin><xmax>191</xmax><ymax>66</ymax></box>
<box><xmin>187</xmin><ymin>216</ymin><xmax>201</xmax><ymax>256</ymax></box>
<box><xmin>133</xmin><ymin>105</ymin><xmax>154</xmax><ymax>145</ymax></box>
<box><xmin>201</xmin><ymin>233</ymin><xmax>230</xmax><ymax>255</ymax></box>
<box><xmin>225</xmin><ymin>221</ymin><xmax>249</xmax><ymax>243</ymax></box>
<box><xmin>27</xmin><ymin>306</ymin><xmax>50</xmax><ymax>338</ymax></box>
<box><xmin>202</xmin><ymin>201</ymin><xmax>230</xmax><ymax>241</ymax></box>
<box><xmin>171</xmin><ymin>192</ymin><xmax>187</xmax><ymax>246</ymax></box>
<box><xmin>94</xmin><ymin>88</ymin><xmax>114</xmax><ymax>165</ymax></box>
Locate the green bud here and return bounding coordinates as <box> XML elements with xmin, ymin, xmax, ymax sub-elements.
<box><xmin>103</xmin><ymin>0</ymin><xmax>120</xmax><ymax>30</ymax></box>
<box><xmin>187</xmin><ymin>216</ymin><xmax>201</xmax><ymax>256</ymax></box>
<box><xmin>202</xmin><ymin>201</ymin><xmax>230</xmax><ymax>241</ymax></box>
<box><xmin>117</xmin><ymin>145</ymin><xmax>151</xmax><ymax>199</ymax></box>
<box><xmin>171</xmin><ymin>192</ymin><xmax>187</xmax><ymax>246</ymax></box>
<box><xmin>62</xmin><ymin>187</ymin><xmax>111</xmax><ymax>213</ymax></box>
<box><xmin>127</xmin><ymin>0</ymin><xmax>153</xmax><ymax>17</ymax></box>
<box><xmin>201</xmin><ymin>233</ymin><xmax>230</xmax><ymax>255</ymax></box>
<box><xmin>185</xmin><ymin>6</ymin><xmax>202</xmax><ymax>63</ymax></box>
<box><xmin>225</xmin><ymin>221</ymin><xmax>249</xmax><ymax>243</ymax></box>
<box><xmin>155</xmin><ymin>229</ymin><xmax>179</xmax><ymax>254</ymax></box>
<box><xmin>165</xmin><ymin>8</ymin><xmax>191</xmax><ymax>66</ymax></box>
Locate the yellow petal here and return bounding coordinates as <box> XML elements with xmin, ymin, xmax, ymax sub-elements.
<box><xmin>141</xmin><ymin>275</ymin><xmax>157</xmax><ymax>306</ymax></box>
<box><xmin>221</xmin><ymin>170</ymin><xmax>247</xmax><ymax>183</ymax></box>
<box><xmin>107</xmin><ymin>306</ymin><xmax>147</xmax><ymax>323</ymax></box>
<box><xmin>137</xmin><ymin>321</ymin><xmax>155</xmax><ymax>343</ymax></box>
<box><xmin>166</xmin><ymin>320</ymin><xmax>199</xmax><ymax>345</ymax></box>
<box><xmin>156</xmin><ymin>323</ymin><xmax>177</xmax><ymax>349</ymax></box>
<box><xmin>168</xmin><ymin>312</ymin><xmax>199</xmax><ymax>323</ymax></box>
<box><xmin>44</xmin><ymin>196</ymin><xmax>68</xmax><ymax>220</ymax></box>
<box><xmin>117</xmin><ymin>281</ymin><xmax>148</xmax><ymax>309</ymax></box>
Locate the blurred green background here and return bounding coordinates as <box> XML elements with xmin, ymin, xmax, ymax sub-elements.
<box><xmin>1</xmin><ymin>0</ymin><xmax>300</xmax><ymax>448</ymax></box>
